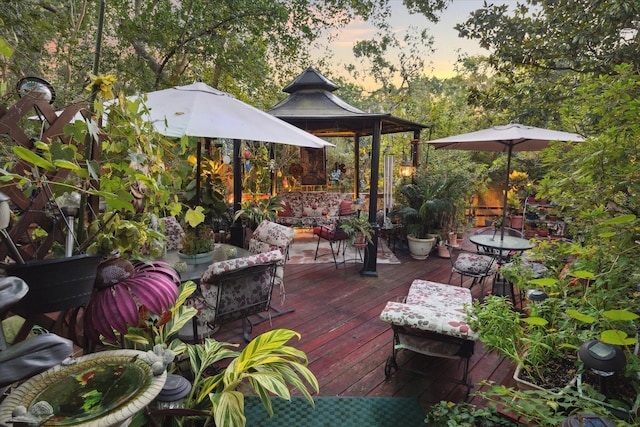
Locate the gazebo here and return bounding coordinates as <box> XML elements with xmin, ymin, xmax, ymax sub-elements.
<box><xmin>268</xmin><ymin>67</ymin><xmax>430</xmax><ymax>276</ymax></box>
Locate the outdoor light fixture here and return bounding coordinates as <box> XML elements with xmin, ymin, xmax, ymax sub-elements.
<box><xmin>561</xmin><ymin>413</ymin><xmax>615</xmax><ymax>427</ymax></box>
<box><xmin>399</xmin><ymin>151</ymin><xmax>413</xmax><ymax>178</ymax></box>
<box><xmin>578</xmin><ymin>340</ymin><xmax>626</xmax><ymax>403</ymax></box>
<box><xmin>527</xmin><ymin>289</ymin><xmax>548</xmax><ymax>303</ymax></box>
<box><xmin>154</xmin><ymin>374</ymin><xmax>192</xmax><ymax>409</ymax></box>
<box><xmin>578</xmin><ymin>341</ymin><xmax>626</xmax><ymax>377</ymax></box>
<box><xmin>16</xmin><ymin>76</ymin><xmax>56</xmax><ymax>104</ymax></box>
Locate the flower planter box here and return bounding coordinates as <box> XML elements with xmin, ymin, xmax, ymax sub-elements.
<box><xmin>513</xmin><ymin>362</ymin><xmax>576</xmax><ymax>395</ymax></box>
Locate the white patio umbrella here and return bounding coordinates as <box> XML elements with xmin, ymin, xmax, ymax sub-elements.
<box><xmin>427</xmin><ymin>123</ymin><xmax>585</xmax><ymax>240</ymax></box>
<box><xmin>143</xmin><ymin>82</ymin><xmax>332</xmax><ymax>148</ymax></box>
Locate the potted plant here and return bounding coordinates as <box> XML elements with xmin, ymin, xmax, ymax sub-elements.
<box><xmin>233</xmin><ymin>195</ymin><xmax>284</xmax><ymax>247</ymax></box>
<box><xmin>339</xmin><ymin>214</ymin><xmax>374</xmax><ymax>248</ymax></box>
<box><xmin>468</xmin><ymin>294</ymin><xmax>579</xmax><ymax>393</ymax></box>
<box><xmin>396</xmin><ymin>172</ymin><xmax>471</xmax><ymax>260</ymax></box>
<box><xmin>174</xmin><ymin>206</ymin><xmax>214</xmax><ymax>264</ymax></box>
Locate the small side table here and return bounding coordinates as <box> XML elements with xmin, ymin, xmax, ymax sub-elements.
<box><xmin>379</xmin><ymin>223</ymin><xmax>403</xmax><ymax>252</ymax></box>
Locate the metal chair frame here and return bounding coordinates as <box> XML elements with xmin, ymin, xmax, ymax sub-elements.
<box><xmin>445</xmin><ymin>243</ymin><xmax>496</xmax><ymax>297</ymax></box>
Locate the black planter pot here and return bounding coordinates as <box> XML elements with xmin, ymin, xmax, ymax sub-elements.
<box><xmin>5</xmin><ymin>254</ymin><xmax>101</xmax><ymax>315</ymax></box>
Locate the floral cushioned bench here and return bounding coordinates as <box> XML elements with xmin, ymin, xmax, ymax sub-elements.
<box><xmin>275</xmin><ymin>191</ymin><xmax>353</xmax><ymax>227</ymax></box>
<box><xmin>379</xmin><ymin>279</ymin><xmax>478</xmax><ymax>394</ymax></box>
<box><xmin>185</xmin><ymin>249</ymin><xmax>283</xmax><ymax>341</ymax></box>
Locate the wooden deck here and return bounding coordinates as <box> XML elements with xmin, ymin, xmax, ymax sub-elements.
<box><xmin>213</xmin><ymin>235</ymin><xmax>517</xmax><ymax>415</ymax></box>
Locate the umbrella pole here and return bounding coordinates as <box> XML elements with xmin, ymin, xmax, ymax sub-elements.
<box><xmin>500</xmin><ymin>144</ymin><xmax>513</xmax><ymax>241</ymax></box>
<box><xmin>230</xmin><ymin>139</ymin><xmax>244</xmax><ymax>248</ymax></box>
<box><xmin>195</xmin><ymin>138</ymin><xmax>202</xmax><ymax>205</ymax></box>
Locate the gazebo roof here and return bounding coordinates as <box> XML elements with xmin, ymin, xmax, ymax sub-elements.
<box><xmin>268</xmin><ymin>67</ymin><xmax>430</xmax><ymax>137</ymax></box>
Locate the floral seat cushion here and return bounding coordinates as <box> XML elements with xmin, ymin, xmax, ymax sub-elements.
<box><xmin>187</xmin><ymin>250</ymin><xmax>283</xmax><ymax>326</ymax></box>
<box><xmin>161</xmin><ymin>216</ymin><xmax>185</xmax><ymax>251</ymax></box>
<box><xmin>248</xmin><ymin>221</ymin><xmax>295</xmax><ymax>302</ymax></box>
<box><xmin>248</xmin><ymin>220</ymin><xmax>295</xmax><ymax>255</ymax></box>
<box><xmin>380</xmin><ymin>279</ymin><xmax>478</xmax><ymax>341</ymax></box>
<box><xmin>454</xmin><ymin>252</ymin><xmax>495</xmax><ymax>275</ymax></box>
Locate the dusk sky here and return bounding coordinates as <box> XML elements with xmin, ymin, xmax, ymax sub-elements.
<box><xmin>313</xmin><ymin>1</ymin><xmax>519</xmax><ymax>87</ymax></box>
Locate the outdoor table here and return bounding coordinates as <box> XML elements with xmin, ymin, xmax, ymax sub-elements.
<box><xmin>469</xmin><ymin>234</ymin><xmax>535</xmax><ymax>307</ymax></box>
<box><xmin>161</xmin><ymin>243</ymin><xmax>253</xmax><ymax>284</ymax></box>
<box><xmin>469</xmin><ymin>234</ymin><xmax>535</xmax><ymax>254</ymax></box>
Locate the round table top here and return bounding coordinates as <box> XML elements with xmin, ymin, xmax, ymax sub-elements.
<box><xmin>469</xmin><ymin>234</ymin><xmax>535</xmax><ymax>252</ymax></box>
<box><xmin>162</xmin><ymin>243</ymin><xmax>252</xmax><ymax>283</ymax></box>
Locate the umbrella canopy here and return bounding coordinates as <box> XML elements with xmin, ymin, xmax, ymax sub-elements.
<box><xmin>144</xmin><ymin>82</ymin><xmax>332</xmax><ymax>148</ymax></box>
<box><xmin>428</xmin><ymin>123</ymin><xmax>585</xmax><ymax>239</ymax></box>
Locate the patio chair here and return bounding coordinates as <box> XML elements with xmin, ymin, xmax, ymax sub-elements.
<box><xmin>187</xmin><ymin>249</ymin><xmax>283</xmax><ymax>342</ymax></box>
<box><xmin>313</xmin><ymin>200</ymin><xmax>356</xmax><ymax>268</ymax></box>
<box><xmin>247</xmin><ymin>220</ymin><xmax>296</xmax><ymax>321</ymax></box>
<box><xmin>380</xmin><ymin>279</ymin><xmax>478</xmax><ymax>396</ymax></box>
<box><xmin>445</xmin><ymin>243</ymin><xmax>496</xmax><ymax>297</ymax></box>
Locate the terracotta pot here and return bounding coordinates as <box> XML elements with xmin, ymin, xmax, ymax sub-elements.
<box><xmin>437</xmin><ymin>244</ymin><xmax>450</xmax><ymax>258</ymax></box>
<box><xmin>510</xmin><ymin>215</ymin><xmax>524</xmax><ymax>229</ymax></box>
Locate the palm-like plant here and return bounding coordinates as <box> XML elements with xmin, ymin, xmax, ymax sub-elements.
<box><xmin>181</xmin><ymin>329</ymin><xmax>319</xmax><ymax>427</ymax></box>
<box><xmin>396</xmin><ymin>173</ymin><xmax>470</xmax><ymax>238</ymax></box>
<box><xmin>84</xmin><ymin>256</ymin><xmax>180</xmax><ymax>343</ymax></box>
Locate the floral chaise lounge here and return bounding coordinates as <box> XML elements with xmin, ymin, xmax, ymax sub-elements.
<box><xmin>379</xmin><ymin>279</ymin><xmax>478</xmax><ymax>394</ymax></box>
<box><xmin>275</xmin><ymin>191</ymin><xmax>354</xmax><ymax>227</ymax></box>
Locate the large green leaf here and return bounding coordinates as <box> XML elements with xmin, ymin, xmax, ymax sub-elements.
<box><xmin>528</xmin><ymin>277</ymin><xmax>557</xmax><ymax>287</ymax></box>
<box><xmin>214</xmin><ymin>391</ymin><xmax>246</xmax><ymax>427</ymax></box>
<box><xmin>522</xmin><ymin>316</ymin><xmax>548</xmax><ymax>326</ymax></box>
<box><xmin>0</xmin><ymin>38</ymin><xmax>13</xmax><ymax>58</ymax></box>
<box><xmin>12</xmin><ymin>146</ymin><xmax>55</xmax><ymax>171</ymax></box>
<box><xmin>602</xmin><ymin>309</ymin><xmax>639</xmax><ymax>322</ymax></box>
<box><xmin>601</xmin><ymin>330</ymin><xmax>637</xmax><ymax>346</ymax></box>
<box><xmin>566</xmin><ymin>309</ymin><xmax>596</xmax><ymax>324</ymax></box>
<box><xmin>570</xmin><ymin>270</ymin><xmax>595</xmax><ymax>279</ymax></box>
<box><xmin>601</xmin><ymin>214</ymin><xmax>636</xmax><ymax>225</ymax></box>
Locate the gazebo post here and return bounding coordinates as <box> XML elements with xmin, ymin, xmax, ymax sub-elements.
<box><xmin>362</xmin><ymin>121</ymin><xmax>382</xmax><ymax>277</ymax></box>
<box><xmin>231</xmin><ymin>139</ymin><xmax>244</xmax><ymax>248</ymax></box>
<box><xmin>354</xmin><ymin>134</ymin><xmax>360</xmax><ymax>197</ymax></box>
<box><xmin>411</xmin><ymin>130</ymin><xmax>420</xmax><ymax>184</ymax></box>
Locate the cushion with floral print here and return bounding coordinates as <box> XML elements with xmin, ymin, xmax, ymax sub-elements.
<box><xmin>380</xmin><ymin>279</ymin><xmax>478</xmax><ymax>340</ymax></box>
<box><xmin>250</xmin><ymin>220</ymin><xmax>295</xmax><ymax>251</ymax></box>
<box><xmin>201</xmin><ymin>249</ymin><xmax>283</xmax><ymax>282</ymax></box>
<box><xmin>453</xmin><ymin>252</ymin><xmax>495</xmax><ymax>275</ymax></box>
<box><xmin>161</xmin><ymin>216</ymin><xmax>185</xmax><ymax>251</ymax></box>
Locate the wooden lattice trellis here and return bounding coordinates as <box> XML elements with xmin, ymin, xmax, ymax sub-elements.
<box><xmin>0</xmin><ymin>92</ymin><xmax>92</xmax><ymax>261</ymax></box>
